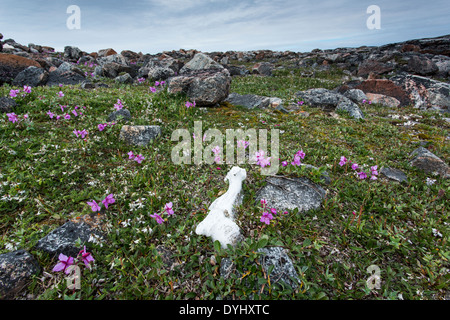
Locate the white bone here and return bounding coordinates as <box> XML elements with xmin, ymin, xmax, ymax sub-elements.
<box><xmin>195</xmin><ymin>166</ymin><xmax>247</xmax><ymax>249</ymax></box>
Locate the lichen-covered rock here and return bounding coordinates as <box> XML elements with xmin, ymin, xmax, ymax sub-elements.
<box><xmin>255</xmin><ymin>176</ymin><xmax>326</xmax><ymax>213</ymax></box>
<box><xmin>106</xmin><ymin>108</ymin><xmax>131</xmax><ymax>122</ymax></box>
<box><xmin>34</xmin><ymin>221</ymin><xmax>103</xmax><ymax>257</ymax></box>
<box><xmin>0</xmin><ymin>250</ymin><xmax>40</xmax><ymax>299</ymax></box>
<box><xmin>179</xmin><ymin>52</ymin><xmax>223</xmax><ymax>74</ymax></box>
<box><xmin>380</xmin><ymin>167</ymin><xmax>408</xmax><ymax>183</ymax></box>
<box><xmin>0</xmin><ymin>97</ymin><xmax>17</xmax><ymax>114</ymax></box>
<box><xmin>225</xmin><ymin>92</ymin><xmax>271</xmax><ymax>109</ymax></box>
<box><xmin>409</xmin><ymin>147</ymin><xmax>449</xmax><ymax>179</ymax></box>
<box><xmin>119</xmin><ymin>125</ymin><xmax>161</xmax><ymax>146</ymax></box>
<box><xmin>12</xmin><ymin>66</ymin><xmax>48</xmax><ymax>87</ymax></box>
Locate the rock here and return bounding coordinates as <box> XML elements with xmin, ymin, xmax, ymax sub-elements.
<box><xmin>295</xmin><ymin>88</ymin><xmax>364</xmax><ymax>119</ymax></box>
<box><xmin>119</xmin><ymin>125</ymin><xmax>161</xmax><ymax>146</ymax></box>
<box><xmin>57</xmin><ymin>61</ymin><xmax>85</xmax><ymax>76</ymax></box>
<box><xmin>409</xmin><ymin>147</ymin><xmax>449</xmax><ymax>179</ymax></box>
<box><xmin>146</xmin><ymin>61</ymin><xmax>175</xmax><ymax>81</ymax></box>
<box><xmin>343</xmin><ymin>89</ymin><xmax>368</xmax><ymax>104</ymax></box>
<box><xmin>220</xmin><ymin>246</ymin><xmax>301</xmax><ymax>290</ymax></box>
<box><xmin>225</xmin><ymin>92</ymin><xmax>271</xmax><ymax>109</ymax></box>
<box><xmin>0</xmin><ymin>53</ymin><xmax>42</xmax><ymax>85</ymax></box>
<box><xmin>179</xmin><ymin>52</ymin><xmax>224</xmax><ymax>74</ymax></box>
<box><xmin>390</xmin><ymin>73</ymin><xmax>450</xmax><ymax>110</ymax></box>
<box><xmin>407</xmin><ymin>55</ymin><xmax>438</xmax><ymax>76</ymax></box>
<box><xmin>357</xmin><ymin>59</ymin><xmax>394</xmax><ymax>77</ymax></box>
<box><xmin>365</xmin><ymin>93</ymin><xmax>401</xmax><ymax>108</ymax></box>
<box><xmin>195</xmin><ymin>166</ymin><xmax>247</xmax><ymax>249</ymax></box>
<box><xmin>168</xmin><ymin>69</ymin><xmax>231</xmax><ymax>106</ymax></box>
<box><xmin>0</xmin><ymin>250</ymin><xmax>40</xmax><ymax>299</ymax></box>
<box><xmin>0</xmin><ymin>97</ymin><xmax>17</xmax><ymax>113</ymax></box>
<box><xmin>98</xmin><ymin>48</ymin><xmax>117</xmax><ymax>58</ymax></box>
<box><xmin>96</xmin><ymin>54</ymin><xmax>128</xmax><ymax>67</ymax></box>
<box><xmin>46</xmin><ymin>69</ymin><xmax>85</xmax><ymax>86</ymax></box>
<box><xmin>224</xmin><ymin>64</ymin><xmax>250</xmax><ymax>76</ymax></box>
<box><xmin>64</xmin><ymin>46</ymin><xmax>82</xmax><ymax>61</ymax></box>
<box><xmin>432</xmin><ymin>55</ymin><xmax>450</xmax><ymax>78</ymax></box>
<box><xmin>355</xmin><ymin>79</ymin><xmax>411</xmax><ymax>107</ymax></box>
<box><xmin>35</xmin><ymin>220</ymin><xmax>103</xmax><ymax>257</ymax></box>
<box><xmin>255</xmin><ymin>176</ymin><xmax>326</xmax><ymax>213</ymax></box>
<box><xmin>336</xmin><ymin>98</ymin><xmax>365</xmax><ymax>119</ymax></box>
<box><xmin>12</xmin><ymin>66</ymin><xmax>48</xmax><ymax>87</ymax></box>
<box><xmin>96</xmin><ymin>62</ymin><xmax>133</xmax><ymax>79</ymax></box>
<box><xmin>80</xmin><ymin>81</ymin><xmax>95</xmax><ymax>89</ymax></box>
<box><xmin>106</xmin><ymin>109</ymin><xmax>131</xmax><ymax>122</ymax></box>
<box><xmin>251</xmin><ymin>62</ymin><xmax>273</xmax><ymax>76</ymax></box>
<box><xmin>380</xmin><ymin>167</ymin><xmax>408</xmax><ymax>183</ymax></box>
<box><xmin>121</xmin><ymin>50</ymin><xmax>141</xmax><ymax>63</ymax></box>
<box><xmin>114</xmin><ymin>73</ymin><xmax>133</xmax><ymax>84</ymax></box>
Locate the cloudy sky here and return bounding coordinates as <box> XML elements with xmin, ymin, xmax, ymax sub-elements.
<box><xmin>0</xmin><ymin>0</ymin><xmax>449</xmax><ymax>54</ymax></box>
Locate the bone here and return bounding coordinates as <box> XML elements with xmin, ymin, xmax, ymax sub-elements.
<box><xmin>195</xmin><ymin>166</ymin><xmax>247</xmax><ymax>249</ymax></box>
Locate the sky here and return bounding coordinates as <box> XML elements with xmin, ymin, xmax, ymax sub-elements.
<box><xmin>0</xmin><ymin>0</ymin><xmax>449</xmax><ymax>55</ymax></box>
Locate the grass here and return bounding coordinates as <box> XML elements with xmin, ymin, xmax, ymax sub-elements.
<box><xmin>0</xmin><ymin>59</ymin><xmax>449</xmax><ymax>300</ymax></box>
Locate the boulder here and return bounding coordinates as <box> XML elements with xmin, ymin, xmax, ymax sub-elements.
<box><xmin>46</xmin><ymin>69</ymin><xmax>85</xmax><ymax>86</ymax></box>
<box><xmin>106</xmin><ymin>109</ymin><xmax>131</xmax><ymax>122</ymax></box>
<box><xmin>12</xmin><ymin>66</ymin><xmax>48</xmax><ymax>87</ymax></box>
<box><xmin>357</xmin><ymin>59</ymin><xmax>394</xmax><ymax>77</ymax></box>
<box><xmin>98</xmin><ymin>48</ymin><xmax>117</xmax><ymax>58</ymax></box>
<box><xmin>64</xmin><ymin>46</ymin><xmax>82</xmax><ymax>61</ymax></box>
<box><xmin>168</xmin><ymin>69</ymin><xmax>231</xmax><ymax>106</ymax></box>
<box><xmin>343</xmin><ymin>89</ymin><xmax>369</xmax><ymax>104</ymax></box>
<box><xmin>409</xmin><ymin>147</ymin><xmax>449</xmax><ymax>179</ymax></box>
<box><xmin>225</xmin><ymin>92</ymin><xmax>271</xmax><ymax>109</ymax></box>
<box><xmin>0</xmin><ymin>250</ymin><xmax>40</xmax><ymax>299</ymax></box>
<box><xmin>255</xmin><ymin>176</ymin><xmax>326</xmax><ymax>213</ymax></box>
<box><xmin>0</xmin><ymin>53</ymin><xmax>42</xmax><ymax>84</ymax></box>
<box><xmin>379</xmin><ymin>167</ymin><xmax>408</xmax><ymax>183</ymax></box>
<box><xmin>114</xmin><ymin>73</ymin><xmax>133</xmax><ymax>84</ymax></box>
<box><xmin>35</xmin><ymin>220</ymin><xmax>103</xmax><ymax>257</ymax></box>
<box><xmin>407</xmin><ymin>55</ymin><xmax>438</xmax><ymax>76</ymax></box>
<box><xmin>355</xmin><ymin>79</ymin><xmax>411</xmax><ymax>106</ymax></box>
<box><xmin>0</xmin><ymin>97</ymin><xmax>17</xmax><ymax>113</ymax></box>
<box><xmin>390</xmin><ymin>73</ymin><xmax>450</xmax><ymax>110</ymax></box>
<box><xmin>119</xmin><ymin>125</ymin><xmax>161</xmax><ymax>146</ymax></box>
<box><xmin>179</xmin><ymin>52</ymin><xmax>223</xmax><ymax>74</ymax></box>
<box><xmin>365</xmin><ymin>93</ymin><xmax>401</xmax><ymax>108</ymax></box>
<box><xmin>251</xmin><ymin>62</ymin><xmax>273</xmax><ymax>76</ymax></box>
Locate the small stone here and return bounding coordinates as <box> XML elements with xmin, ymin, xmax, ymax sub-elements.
<box><xmin>380</xmin><ymin>167</ymin><xmax>408</xmax><ymax>183</ymax></box>
<box><xmin>119</xmin><ymin>125</ymin><xmax>161</xmax><ymax>146</ymax></box>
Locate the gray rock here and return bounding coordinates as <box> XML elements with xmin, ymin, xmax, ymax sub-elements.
<box><xmin>168</xmin><ymin>69</ymin><xmax>231</xmax><ymax>106</ymax></box>
<box><xmin>96</xmin><ymin>54</ymin><xmax>128</xmax><ymax>67</ymax></box>
<box><xmin>255</xmin><ymin>176</ymin><xmax>326</xmax><ymax>213</ymax></box>
<box><xmin>106</xmin><ymin>108</ymin><xmax>131</xmax><ymax>122</ymax></box>
<box><xmin>343</xmin><ymin>89</ymin><xmax>368</xmax><ymax>104</ymax></box>
<box><xmin>336</xmin><ymin>97</ymin><xmax>365</xmax><ymax>119</ymax></box>
<box><xmin>46</xmin><ymin>69</ymin><xmax>85</xmax><ymax>87</ymax></box>
<box><xmin>35</xmin><ymin>221</ymin><xmax>103</xmax><ymax>257</ymax></box>
<box><xmin>146</xmin><ymin>61</ymin><xmax>175</xmax><ymax>81</ymax></box>
<box><xmin>407</xmin><ymin>55</ymin><xmax>438</xmax><ymax>76</ymax></box>
<box><xmin>0</xmin><ymin>250</ymin><xmax>40</xmax><ymax>299</ymax></box>
<box><xmin>114</xmin><ymin>73</ymin><xmax>133</xmax><ymax>84</ymax></box>
<box><xmin>380</xmin><ymin>166</ymin><xmax>408</xmax><ymax>183</ymax></box>
<box><xmin>12</xmin><ymin>66</ymin><xmax>48</xmax><ymax>87</ymax></box>
<box><xmin>225</xmin><ymin>92</ymin><xmax>271</xmax><ymax>109</ymax></box>
<box><xmin>409</xmin><ymin>147</ymin><xmax>449</xmax><ymax>179</ymax></box>
<box><xmin>0</xmin><ymin>97</ymin><xmax>17</xmax><ymax>113</ymax></box>
<box><xmin>252</xmin><ymin>62</ymin><xmax>273</xmax><ymax>76</ymax></box>
<box><xmin>64</xmin><ymin>46</ymin><xmax>82</xmax><ymax>61</ymax></box>
<box><xmin>119</xmin><ymin>125</ymin><xmax>161</xmax><ymax>146</ymax></box>
<box><xmin>220</xmin><ymin>246</ymin><xmax>301</xmax><ymax>290</ymax></box>
<box><xmin>179</xmin><ymin>53</ymin><xmax>223</xmax><ymax>74</ymax></box>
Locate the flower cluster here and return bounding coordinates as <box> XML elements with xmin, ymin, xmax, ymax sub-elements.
<box><xmin>339</xmin><ymin>156</ymin><xmax>378</xmax><ymax>180</ymax></box>
<box><xmin>73</xmin><ymin>129</ymin><xmax>88</xmax><ymax>139</ymax></box>
<box><xmin>47</xmin><ymin>105</ymin><xmax>85</xmax><ymax>120</ymax></box>
<box><xmin>87</xmin><ymin>193</ymin><xmax>115</xmax><ymax>212</ymax></box>
<box><xmin>127</xmin><ymin>151</ymin><xmax>145</xmax><ymax>164</ymax></box>
<box><xmin>150</xmin><ymin>202</ymin><xmax>175</xmax><ymax>224</ymax></box>
<box><xmin>185</xmin><ymin>101</ymin><xmax>196</xmax><ymax>108</ymax></box>
<box><xmin>9</xmin><ymin>85</ymin><xmax>32</xmax><ymax>99</ymax></box>
<box><xmin>53</xmin><ymin>246</ymin><xmax>95</xmax><ymax>274</ymax></box>
<box><xmin>255</xmin><ymin>150</ymin><xmax>271</xmax><ymax>168</ymax></box>
<box><xmin>114</xmin><ymin>99</ymin><xmax>124</xmax><ymax>111</ymax></box>
<box><xmin>6</xmin><ymin>112</ymin><xmax>28</xmax><ymax>124</ymax></box>
<box><xmin>281</xmin><ymin>149</ymin><xmax>305</xmax><ymax>167</ymax></box>
<box><xmin>212</xmin><ymin>146</ymin><xmax>221</xmax><ymax>164</ymax></box>
<box><xmin>259</xmin><ymin>199</ymin><xmax>288</xmax><ymax>225</ymax></box>
<box><xmin>98</xmin><ymin>122</ymin><xmax>116</xmax><ymax>131</ymax></box>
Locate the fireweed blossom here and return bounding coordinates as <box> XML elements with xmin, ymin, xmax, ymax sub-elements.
<box><xmin>52</xmin><ymin>253</ymin><xmax>74</xmax><ymax>274</ymax></box>
<box><xmin>9</xmin><ymin>89</ymin><xmax>20</xmax><ymax>98</ymax></box>
<box><xmin>6</xmin><ymin>113</ymin><xmax>19</xmax><ymax>123</ymax></box>
<box><xmin>87</xmin><ymin>200</ymin><xmax>101</xmax><ymax>212</ymax></box>
<box><xmin>339</xmin><ymin>156</ymin><xmax>348</xmax><ymax>166</ymax></box>
<box><xmin>260</xmin><ymin>211</ymin><xmax>273</xmax><ymax>225</ymax></box>
<box><xmin>78</xmin><ymin>246</ymin><xmax>95</xmax><ymax>269</ymax></box>
<box><xmin>23</xmin><ymin>86</ymin><xmax>31</xmax><ymax>93</ymax></box>
<box><xmin>114</xmin><ymin>99</ymin><xmax>124</xmax><ymax>110</ymax></box>
<box><xmin>102</xmin><ymin>194</ymin><xmax>115</xmax><ymax>209</ymax></box>
<box><xmin>164</xmin><ymin>202</ymin><xmax>174</xmax><ymax>215</ymax></box>
<box><xmin>134</xmin><ymin>154</ymin><xmax>145</xmax><ymax>164</ymax></box>
<box><xmin>150</xmin><ymin>213</ymin><xmax>164</xmax><ymax>224</ymax></box>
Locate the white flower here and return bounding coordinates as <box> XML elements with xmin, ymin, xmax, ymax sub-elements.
<box><xmin>426</xmin><ymin>177</ymin><xmax>436</xmax><ymax>186</ymax></box>
<box><xmin>432</xmin><ymin>228</ymin><xmax>442</xmax><ymax>238</ymax></box>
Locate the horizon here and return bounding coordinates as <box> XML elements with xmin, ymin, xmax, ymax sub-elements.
<box><xmin>1</xmin><ymin>0</ymin><xmax>449</xmax><ymax>55</ymax></box>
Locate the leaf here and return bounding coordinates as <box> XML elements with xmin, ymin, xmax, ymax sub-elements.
<box><xmin>257</xmin><ymin>235</ymin><xmax>269</xmax><ymax>249</ymax></box>
<box><xmin>213</xmin><ymin>240</ymin><xmax>222</xmax><ymax>252</ymax></box>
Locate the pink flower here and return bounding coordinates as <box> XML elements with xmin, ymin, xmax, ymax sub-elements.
<box><xmin>98</xmin><ymin>123</ymin><xmax>106</xmax><ymax>131</ymax></box>
<box><xmin>102</xmin><ymin>194</ymin><xmax>115</xmax><ymax>209</ymax></box>
<box><xmin>260</xmin><ymin>212</ymin><xmax>273</xmax><ymax>225</ymax></box>
<box><xmin>6</xmin><ymin>113</ymin><xmax>19</xmax><ymax>123</ymax></box>
<box><xmin>9</xmin><ymin>89</ymin><xmax>20</xmax><ymax>98</ymax></box>
<box><xmin>114</xmin><ymin>99</ymin><xmax>123</xmax><ymax>110</ymax></box>
<box><xmin>291</xmin><ymin>154</ymin><xmax>302</xmax><ymax>166</ymax></box>
<box><xmin>357</xmin><ymin>171</ymin><xmax>367</xmax><ymax>180</ymax></box>
<box><xmin>185</xmin><ymin>101</ymin><xmax>196</xmax><ymax>108</ymax></box>
<box><xmin>87</xmin><ymin>200</ymin><xmax>101</xmax><ymax>212</ymax></box>
<box><xmin>23</xmin><ymin>85</ymin><xmax>31</xmax><ymax>93</ymax></box>
<box><xmin>52</xmin><ymin>253</ymin><xmax>74</xmax><ymax>274</ymax></box>
<box><xmin>47</xmin><ymin>111</ymin><xmax>55</xmax><ymax>119</ymax></box>
<box><xmin>283</xmin><ymin>211</ymin><xmax>288</xmax><ymax>215</ymax></box>
<box><xmin>296</xmin><ymin>150</ymin><xmax>305</xmax><ymax>159</ymax></box>
<box><xmin>57</xmin><ymin>91</ymin><xmax>64</xmax><ymax>97</ymax></box>
<box><xmin>164</xmin><ymin>202</ymin><xmax>174</xmax><ymax>215</ymax></box>
<box><xmin>150</xmin><ymin>213</ymin><xmax>164</xmax><ymax>224</ymax></box>
<box><xmin>149</xmin><ymin>87</ymin><xmax>156</xmax><ymax>93</ymax></box>
<box><xmin>134</xmin><ymin>154</ymin><xmax>145</xmax><ymax>164</ymax></box>
<box><xmin>64</xmin><ymin>114</ymin><xmax>71</xmax><ymax>120</ymax></box>
<box><xmin>351</xmin><ymin>163</ymin><xmax>359</xmax><ymax>171</ymax></box>
<box><xmin>282</xmin><ymin>161</ymin><xmax>288</xmax><ymax>167</ymax></box>
<box><xmin>270</xmin><ymin>208</ymin><xmax>277</xmax><ymax>215</ymax></box>
<box><xmin>127</xmin><ymin>151</ymin><xmax>134</xmax><ymax>159</ymax></box>
<box><xmin>154</xmin><ymin>81</ymin><xmax>160</xmax><ymax>86</ymax></box>
<box><xmin>260</xmin><ymin>199</ymin><xmax>267</xmax><ymax>208</ymax></box>
<box><xmin>339</xmin><ymin>156</ymin><xmax>347</xmax><ymax>166</ymax></box>
<box><xmin>78</xmin><ymin>246</ymin><xmax>95</xmax><ymax>269</ymax></box>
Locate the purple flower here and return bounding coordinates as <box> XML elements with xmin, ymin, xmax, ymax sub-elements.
<box><xmin>127</xmin><ymin>151</ymin><xmax>134</xmax><ymax>159</ymax></box>
<box><xmin>339</xmin><ymin>156</ymin><xmax>347</xmax><ymax>167</ymax></box>
<box><xmin>53</xmin><ymin>253</ymin><xmax>74</xmax><ymax>274</ymax></box>
<box><xmin>164</xmin><ymin>202</ymin><xmax>174</xmax><ymax>215</ymax></box>
<box><xmin>296</xmin><ymin>149</ymin><xmax>305</xmax><ymax>159</ymax></box>
<box><xmin>291</xmin><ymin>154</ymin><xmax>302</xmax><ymax>166</ymax></box>
<box><xmin>154</xmin><ymin>81</ymin><xmax>160</xmax><ymax>86</ymax></box>
<box><xmin>114</xmin><ymin>99</ymin><xmax>123</xmax><ymax>110</ymax></box>
<box><xmin>6</xmin><ymin>113</ymin><xmax>19</xmax><ymax>123</ymax></box>
<box><xmin>87</xmin><ymin>200</ymin><xmax>101</xmax><ymax>212</ymax></box>
<box><xmin>72</xmin><ymin>110</ymin><xmax>78</xmax><ymax>117</ymax></box>
<box><xmin>23</xmin><ymin>85</ymin><xmax>31</xmax><ymax>93</ymax></box>
<box><xmin>9</xmin><ymin>89</ymin><xmax>20</xmax><ymax>98</ymax></box>
<box><xmin>185</xmin><ymin>101</ymin><xmax>196</xmax><ymax>108</ymax></box>
<box><xmin>98</xmin><ymin>123</ymin><xmax>106</xmax><ymax>131</ymax></box>
<box><xmin>149</xmin><ymin>87</ymin><xmax>157</xmax><ymax>93</ymax></box>
<box><xmin>134</xmin><ymin>154</ymin><xmax>145</xmax><ymax>164</ymax></box>
<box><xmin>270</xmin><ymin>208</ymin><xmax>277</xmax><ymax>215</ymax></box>
<box><xmin>212</xmin><ymin>146</ymin><xmax>221</xmax><ymax>155</ymax></box>
<box><xmin>78</xmin><ymin>246</ymin><xmax>95</xmax><ymax>269</ymax></box>
<box><xmin>102</xmin><ymin>194</ymin><xmax>115</xmax><ymax>209</ymax></box>
<box><xmin>57</xmin><ymin>91</ymin><xmax>64</xmax><ymax>97</ymax></box>
<box><xmin>150</xmin><ymin>213</ymin><xmax>164</xmax><ymax>224</ymax></box>
<box><xmin>351</xmin><ymin>163</ymin><xmax>359</xmax><ymax>171</ymax></box>
<box><xmin>282</xmin><ymin>161</ymin><xmax>288</xmax><ymax>167</ymax></box>
<box><xmin>64</xmin><ymin>114</ymin><xmax>71</xmax><ymax>120</ymax></box>
<box><xmin>357</xmin><ymin>171</ymin><xmax>367</xmax><ymax>180</ymax></box>
<box><xmin>260</xmin><ymin>199</ymin><xmax>267</xmax><ymax>208</ymax></box>
<box><xmin>260</xmin><ymin>212</ymin><xmax>274</xmax><ymax>225</ymax></box>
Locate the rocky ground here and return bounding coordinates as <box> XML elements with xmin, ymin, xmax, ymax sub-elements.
<box><xmin>0</xmin><ymin>32</ymin><xmax>449</xmax><ymax>300</ymax></box>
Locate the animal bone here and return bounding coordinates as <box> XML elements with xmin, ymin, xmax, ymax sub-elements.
<box><xmin>195</xmin><ymin>166</ymin><xmax>247</xmax><ymax>249</ymax></box>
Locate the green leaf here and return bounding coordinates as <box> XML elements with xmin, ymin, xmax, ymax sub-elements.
<box><xmin>257</xmin><ymin>235</ymin><xmax>269</xmax><ymax>249</ymax></box>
